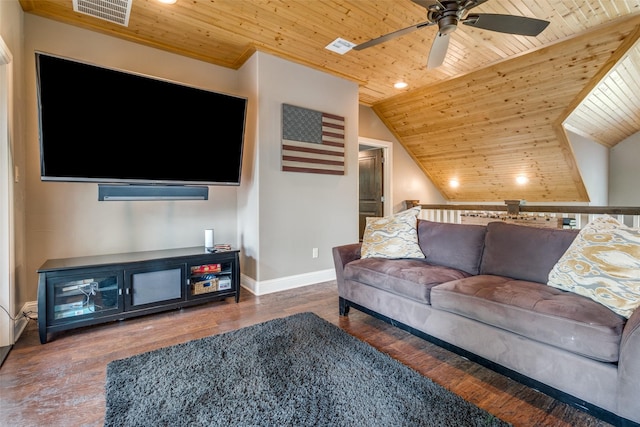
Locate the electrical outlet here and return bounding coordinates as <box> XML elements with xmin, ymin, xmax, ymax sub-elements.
<box><xmin>312</xmin><ymin>248</ymin><xmax>319</xmax><ymax>258</ymax></box>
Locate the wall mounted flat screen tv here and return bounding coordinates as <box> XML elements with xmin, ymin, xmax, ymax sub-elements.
<box><xmin>35</xmin><ymin>52</ymin><xmax>247</xmax><ymax>186</ymax></box>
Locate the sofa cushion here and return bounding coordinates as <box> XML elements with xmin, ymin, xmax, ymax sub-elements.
<box><xmin>361</xmin><ymin>207</ymin><xmax>425</xmax><ymax>259</ymax></box>
<box><xmin>431</xmin><ymin>275</ymin><xmax>626</xmax><ymax>362</ymax></box>
<box><xmin>344</xmin><ymin>258</ymin><xmax>472</xmax><ymax>304</ymax></box>
<box><xmin>417</xmin><ymin>220</ymin><xmax>487</xmax><ymax>275</ymax></box>
<box><xmin>480</xmin><ymin>222</ymin><xmax>578</xmax><ymax>283</ymax></box>
<box><xmin>548</xmin><ymin>216</ymin><xmax>640</xmax><ymax>319</ymax></box>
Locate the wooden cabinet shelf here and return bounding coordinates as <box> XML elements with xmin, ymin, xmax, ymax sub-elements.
<box><xmin>37</xmin><ymin>247</ymin><xmax>240</xmax><ymax>343</ymax></box>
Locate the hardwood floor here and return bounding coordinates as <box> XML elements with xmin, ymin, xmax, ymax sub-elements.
<box><xmin>0</xmin><ymin>281</ymin><xmax>612</xmax><ymax>427</ymax></box>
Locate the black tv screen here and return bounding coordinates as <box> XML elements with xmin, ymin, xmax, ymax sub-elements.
<box><xmin>35</xmin><ymin>52</ymin><xmax>247</xmax><ymax>186</ymax></box>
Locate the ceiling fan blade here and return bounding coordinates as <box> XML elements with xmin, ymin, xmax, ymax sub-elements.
<box><xmin>353</xmin><ymin>21</ymin><xmax>434</xmax><ymax>51</ymax></box>
<box><xmin>427</xmin><ymin>32</ymin><xmax>450</xmax><ymax>69</ymax></box>
<box><xmin>462</xmin><ymin>13</ymin><xmax>550</xmax><ymax>36</ymax></box>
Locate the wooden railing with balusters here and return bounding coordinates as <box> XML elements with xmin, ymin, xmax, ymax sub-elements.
<box><xmin>404</xmin><ymin>200</ymin><xmax>640</xmax><ymax>229</ymax></box>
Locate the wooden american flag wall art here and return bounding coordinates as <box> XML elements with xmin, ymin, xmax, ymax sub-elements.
<box><xmin>281</xmin><ymin>104</ymin><xmax>345</xmax><ymax>175</ymax></box>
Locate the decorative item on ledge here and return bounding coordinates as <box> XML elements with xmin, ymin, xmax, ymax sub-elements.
<box><xmin>504</xmin><ymin>199</ymin><xmax>522</xmax><ymax>215</ymax></box>
<box><xmin>405</xmin><ymin>200</ymin><xmax>420</xmax><ymax>209</ymax></box>
<box><xmin>460</xmin><ymin>213</ymin><xmax>563</xmax><ymax>229</ymax></box>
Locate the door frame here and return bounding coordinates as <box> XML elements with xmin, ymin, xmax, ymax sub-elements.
<box><xmin>0</xmin><ymin>35</ymin><xmax>14</xmax><ymax>347</ymax></box>
<box><xmin>358</xmin><ymin>137</ymin><xmax>393</xmax><ymax>217</ymax></box>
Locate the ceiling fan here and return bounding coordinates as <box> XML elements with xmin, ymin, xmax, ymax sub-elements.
<box><xmin>353</xmin><ymin>0</ymin><xmax>550</xmax><ymax>69</ymax></box>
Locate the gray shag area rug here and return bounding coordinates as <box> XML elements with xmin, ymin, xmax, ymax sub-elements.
<box><xmin>105</xmin><ymin>312</ymin><xmax>510</xmax><ymax>427</ymax></box>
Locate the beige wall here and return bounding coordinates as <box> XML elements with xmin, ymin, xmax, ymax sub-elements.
<box><xmin>241</xmin><ymin>52</ymin><xmax>359</xmax><ymax>290</ymax></box>
<box><xmin>236</xmin><ymin>54</ymin><xmax>259</xmax><ymax>280</ymax></box>
<box><xmin>23</xmin><ymin>15</ymin><xmax>245</xmax><ymax>299</ymax></box>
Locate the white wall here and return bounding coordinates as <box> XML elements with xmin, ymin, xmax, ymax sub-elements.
<box><xmin>242</xmin><ymin>52</ymin><xmax>358</xmax><ymax>289</ymax></box>
<box><xmin>609</xmin><ymin>131</ymin><xmax>640</xmax><ymax>206</ymax></box>
<box><xmin>359</xmin><ymin>105</ymin><xmax>445</xmax><ymax>211</ymax></box>
<box><xmin>566</xmin><ymin>130</ymin><xmax>609</xmax><ymax>205</ymax></box>
<box><xmin>23</xmin><ymin>15</ymin><xmax>247</xmax><ymax>298</ymax></box>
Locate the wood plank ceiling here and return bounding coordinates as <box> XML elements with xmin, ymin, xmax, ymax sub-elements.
<box><xmin>19</xmin><ymin>0</ymin><xmax>640</xmax><ymax>202</ymax></box>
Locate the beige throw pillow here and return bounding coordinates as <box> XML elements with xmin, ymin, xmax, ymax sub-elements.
<box><xmin>361</xmin><ymin>207</ymin><xmax>425</xmax><ymax>259</ymax></box>
<box><xmin>547</xmin><ymin>216</ymin><xmax>640</xmax><ymax>318</ymax></box>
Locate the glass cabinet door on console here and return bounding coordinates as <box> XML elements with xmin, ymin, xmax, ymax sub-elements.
<box><xmin>46</xmin><ymin>268</ymin><xmax>124</xmax><ymax>325</ymax></box>
<box><xmin>124</xmin><ymin>263</ymin><xmax>186</xmax><ymax>310</ymax></box>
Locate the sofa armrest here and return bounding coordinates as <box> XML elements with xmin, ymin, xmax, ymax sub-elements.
<box><xmin>332</xmin><ymin>243</ymin><xmax>361</xmax><ymax>295</ymax></box>
<box><xmin>617</xmin><ymin>307</ymin><xmax>640</xmax><ymax>421</ymax></box>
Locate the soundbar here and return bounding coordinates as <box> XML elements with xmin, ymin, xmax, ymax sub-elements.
<box><xmin>98</xmin><ymin>184</ymin><xmax>209</xmax><ymax>201</ymax></box>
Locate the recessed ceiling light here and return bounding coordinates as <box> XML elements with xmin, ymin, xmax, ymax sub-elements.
<box><xmin>449</xmin><ymin>179</ymin><xmax>459</xmax><ymax>188</ymax></box>
<box><xmin>516</xmin><ymin>175</ymin><xmax>529</xmax><ymax>185</ymax></box>
<box><xmin>394</xmin><ymin>81</ymin><xmax>408</xmax><ymax>89</ymax></box>
<box><xmin>158</xmin><ymin>0</ymin><xmax>177</xmax><ymax>4</ymax></box>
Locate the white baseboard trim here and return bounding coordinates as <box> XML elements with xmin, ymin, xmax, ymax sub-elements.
<box><xmin>14</xmin><ymin>301</ymin><xmax>37</xmax><ymax>343</ymax></box>
<box><xmin>241</xmin><ymin>269</ymin><xmax>336</xmax><ymax>295</ymax></box>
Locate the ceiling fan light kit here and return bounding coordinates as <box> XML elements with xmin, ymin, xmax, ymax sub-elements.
<box><xmin>429</xmin><ymin>0</ymin><xmax>462</xmax><ymax>35</ymax></box>
<box><xmin>353</xmin><ymin>0</ymin><xmax>550</xmax><ymax>69</ymax></box>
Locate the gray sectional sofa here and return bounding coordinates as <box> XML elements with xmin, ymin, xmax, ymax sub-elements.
<box><xmin>332</xmin><ymin>220</ymin><xmax>640</xmax><ymax>425</ymax></box>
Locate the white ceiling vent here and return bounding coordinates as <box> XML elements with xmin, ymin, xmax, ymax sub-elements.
<box><xmin>72</xmin><ymin>0</ymin><xmax>132</xmax><ymax>27</ymax></box>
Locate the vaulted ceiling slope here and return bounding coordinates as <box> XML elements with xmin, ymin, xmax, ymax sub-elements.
<box><xmin>19</xmin><ymin>0</ymin><xmax>640</xmax><ymax>202</ymax></box>
<box><xmin>374</xmin><ymin>16</ymin><xmax>640</xmax><ymax>202</ymax></box>
<box><xmin>565</xmin><ymin>38</ymin><xmax>640</xmax><ymax>149</ymax></box>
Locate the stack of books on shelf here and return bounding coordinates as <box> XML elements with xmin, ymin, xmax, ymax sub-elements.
<box><xmin>214</xmin><ymin>243</ymin><xmax>232</xmax><ymax>252</ymax></box>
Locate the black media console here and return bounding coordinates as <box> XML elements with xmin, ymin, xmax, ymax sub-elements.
<box><xmin>37</xmin><ymin>247</ymin><xmax>240</xmax><ymax>343</ymax></box>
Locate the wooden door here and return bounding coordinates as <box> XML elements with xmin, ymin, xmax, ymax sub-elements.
<box><xmin>359</xmin><ymin>148</ymin><xmax>384</xmax><ymax>240</ymax></box>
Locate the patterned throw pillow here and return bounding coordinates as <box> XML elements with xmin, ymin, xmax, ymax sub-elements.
<box><xmin>361</xmin><ymin>207</ymin><xmax>425</xmax><ymax>259</ymax></box>
<box><xmin>547</xmin><ymin>216</ymin><xmax>640</xmax><ymax>318</ymax></box>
